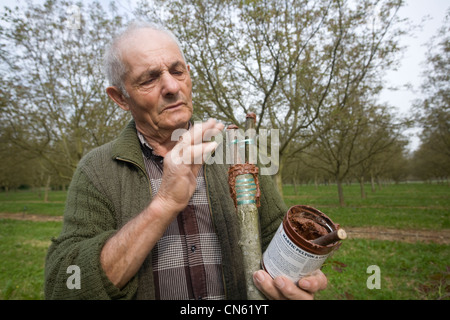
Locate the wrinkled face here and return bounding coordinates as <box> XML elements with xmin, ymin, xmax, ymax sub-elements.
<box><xmin>119</xmin><ymin>29</ymin><xmax>193</xmax><ymax>136</ymax></box>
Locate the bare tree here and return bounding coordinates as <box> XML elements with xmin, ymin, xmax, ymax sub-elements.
<box><xmin>0</xmin><ymin>0</ymin><xmax>130</xmax><ymax>183</ymax></box>
<box><xmin>412</xmin><ymin>9</ymin><xmax>450</xmax><ymax>181</ymax></box>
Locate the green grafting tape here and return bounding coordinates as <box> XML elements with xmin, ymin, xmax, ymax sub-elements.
<box><xmin>236</xmin><ymin>181</ymin><xmax>256</xmax><ymax>188</ymax></box>
<box><xmin>233</xmin><ymin>174</ymin><xmax>258</xmax><ymax>206</ymax></box>
<box><xmin>237</xmin><ymin>199</ymin><xmax>256</xmax><ymax>205</ymax></box>
<box><xmin>236</xmin><ymin>193</ymin><xmax>255</xmax><ymax>199</ymax></box>
<box><xmin>236</xmin><ymin>184</ymin><xmax>256</xmax><ymax>193</ymax></box>
<box><xmin>236</xmin><ymin>187</ymin><xmax>257</xmax><ymax>194</ymax></box>
<box><xmin>236</xmin><ymin>175</ymin><xmax>256</xmax><ymax>199</ymax></box>
<box><xmin>236</xmin><ymin>178</ymin><xmax>254</xmax><ymax>183</ymax></box>
<box><xmin>236</xmin><ymin>182</ymin><xmax>256</xmax><ymax>188</ymax></box>
<box><xmin>236</xmin><ymin>188</ymin><xmax>256</xmax><ymax>198</ymax></box>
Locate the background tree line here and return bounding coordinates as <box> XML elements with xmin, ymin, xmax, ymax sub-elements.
<box><xmin>0</xmin><ymin>0</ymin><xmax>448</xmax><ymax>206</ymax></box>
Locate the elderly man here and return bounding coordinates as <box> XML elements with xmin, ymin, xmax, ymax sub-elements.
<box><xmin>44</xmin><ymin>21</ymin><xmax>327</xmax><ymax>300</ymax></box>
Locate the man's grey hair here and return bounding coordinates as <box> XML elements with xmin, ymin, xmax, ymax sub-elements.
<box><xmin>103</xmin><ymin>21</ymin><xmax>186</xmax><ymax>97</ymax></box>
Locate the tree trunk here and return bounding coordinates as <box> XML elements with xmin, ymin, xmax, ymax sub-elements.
<box><xmin>336</xmin><ymin>178</ymin><xmax>346</xmax><ymax>207</ymax></box>
<box><xmin>359</xmin><ymin>176</ymin><xmax>366</xmax><ymax>199</ymax></box>
<box><xmin>44</xmin><ymin>175</ymin><xmax>51</xmax><ymax>203</ymax></box>
<box><xmin>371</xmin><ymin>172</ymin><xmax>376</xmax><ymax>192</ymax></box>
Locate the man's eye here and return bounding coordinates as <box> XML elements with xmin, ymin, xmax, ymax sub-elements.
<box><xmin>172</xmin><ymin>70</ymin><xmax>184</xmax><ymax>76</ymax></box>
<box><xmin>142</xmin><ymin>78</ymin><xmax>155</xmax><ymax>85</ymax></box>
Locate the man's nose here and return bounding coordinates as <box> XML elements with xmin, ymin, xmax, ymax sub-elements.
<box><xmin>161</xmin><ymin>72</ymin><xmax>181</xmax><ymax>97</ymax></box>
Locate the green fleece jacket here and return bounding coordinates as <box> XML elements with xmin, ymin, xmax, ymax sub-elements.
<box><xmin>44</xmin><ymin>120</ymin><xmax>286</xmax><ymax>300</ymax></box>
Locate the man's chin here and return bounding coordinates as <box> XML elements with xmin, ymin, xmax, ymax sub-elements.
<box><xmin>161</xmin><ymin>110</ymin><xmax>192</xmax><ymax>130</ymax></box>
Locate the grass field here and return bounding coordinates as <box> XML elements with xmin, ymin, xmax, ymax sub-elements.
<box><xmin>0</xmin><ymin>190</ymin><xmax>66</xmax><ymax>216</ymax></box>
<box><xmin>0</xmin><ymin>183</ymin><xmax>448</xmax><ymax>300</ymax></box>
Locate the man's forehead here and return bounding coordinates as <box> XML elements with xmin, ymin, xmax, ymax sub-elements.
<box><xmin>121</xmin><ymin>28</ymin><xmax>180</xmax><ymax>54</ymax></box>
<box><xmin>120</xmin><ymin>28</ymin><xmax>184</xmax><ymax>72</ymax></box>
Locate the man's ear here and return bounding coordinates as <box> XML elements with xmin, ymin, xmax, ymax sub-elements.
<box><xmin>106</xmin><ymin>86</ymin><xmax>130</xmax><ymax>111</ymax></box>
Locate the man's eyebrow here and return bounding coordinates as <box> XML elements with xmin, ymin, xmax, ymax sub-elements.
<box><xmin>169</xmin><ymin>60</ymin><xmax>186</xmax><ymax>70</ymax></box>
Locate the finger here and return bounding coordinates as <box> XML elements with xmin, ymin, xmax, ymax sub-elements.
<box><xmin>174</xmin><ymin>141</ymin><xmax>218</xmax><ymax>165</ymax></box>
<box><xmin>274</xmin><ymin>276</ymin><xmax>314</xmax><ymax>300</ymax></box>
<box><xmin>298</xmin><ymin>270</ymin><xmax>328</xmax><ymax>293</ymax></box>
<box><xmin>184</xmin><ymin>119</ymin><xmax>223</xmax><ymax>146</ymax></box>
<box><xmin>252</xmin><ymin>270</ymin><xmax>285</xmax><ymax>300</ymax></box>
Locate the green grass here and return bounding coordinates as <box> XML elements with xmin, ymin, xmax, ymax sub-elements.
<box><xmin>0</xmin><ymin>190</ymin><xmax>66</xmax><ymax>216</ymax></box>
<box><xmin>283</xmin><ymin>182</ymin><xmax>450</xmax><ymax>208</ymax></box>
<box><xmin>316</xmin><ymin>239</ymin><xmax>449</xmax><ymax>300</ymax></box>
<box><xmin>0</xmin><ymin>183</ymin><xmax>449</xmax><ymax>300</ymax></box>
<box><xmin>0</xmin><ymin>219</ymin><xmax>62</xmax><ymax>300</ymax></box>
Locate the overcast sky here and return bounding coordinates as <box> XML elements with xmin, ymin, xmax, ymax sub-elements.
<box><xmin>378</xmin><ymin>0</ymin><xmax>448</xmax><ymax>150</ymax></box>
<box><xmin>380</xmin><ymin>0</ymin><xmax>448</xmax><ymax>112</ymax></box>
<box><xmin>1</xmin><ymin>0</ymin><xmax>448</xmax><ymax>150</ymax></box>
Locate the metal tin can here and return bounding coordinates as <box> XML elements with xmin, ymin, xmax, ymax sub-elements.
<box><xmin>262</xmin><ymin>205</ymin><xmax>341</xmax><ymax>283</ymax></box>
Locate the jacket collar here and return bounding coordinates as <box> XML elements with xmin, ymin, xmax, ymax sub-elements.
<box><xmin>111</xmin><ymin>119</ymin><xmax>146</xmax><ymax>170</ymax></box>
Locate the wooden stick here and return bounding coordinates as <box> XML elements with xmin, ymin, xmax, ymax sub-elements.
<box><xmin>311</xmin><ymin>228</ymin><xmax>347</xmax><ymax>246</ymax></box>
<box><xmin>227</xmin><ymin>114</ymin><xmax>265</xmax><ymax>300</ymax></box>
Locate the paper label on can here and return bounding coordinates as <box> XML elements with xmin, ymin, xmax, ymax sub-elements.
<box><xmin>262</xmin><ymin>224</ymin><xmax>329</xmax><ymax>283</ymax></box>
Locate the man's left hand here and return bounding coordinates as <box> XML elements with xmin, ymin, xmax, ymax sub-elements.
<box><xmin>253</xmin><ymin>269</ymin><xmax>327</xmax><ymax>300</ymax></box>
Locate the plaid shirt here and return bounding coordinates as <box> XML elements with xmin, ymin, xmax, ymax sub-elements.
<box><xmin>138</xmin><ymin>131</ymin><xmax>225</xmax><ymax>300</ymax></box>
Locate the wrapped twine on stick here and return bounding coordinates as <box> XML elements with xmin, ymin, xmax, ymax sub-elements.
<box><xmin>227</xmin><ymin>113</ymin><xmax>265</xmax><ymax>300</ymax></box>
